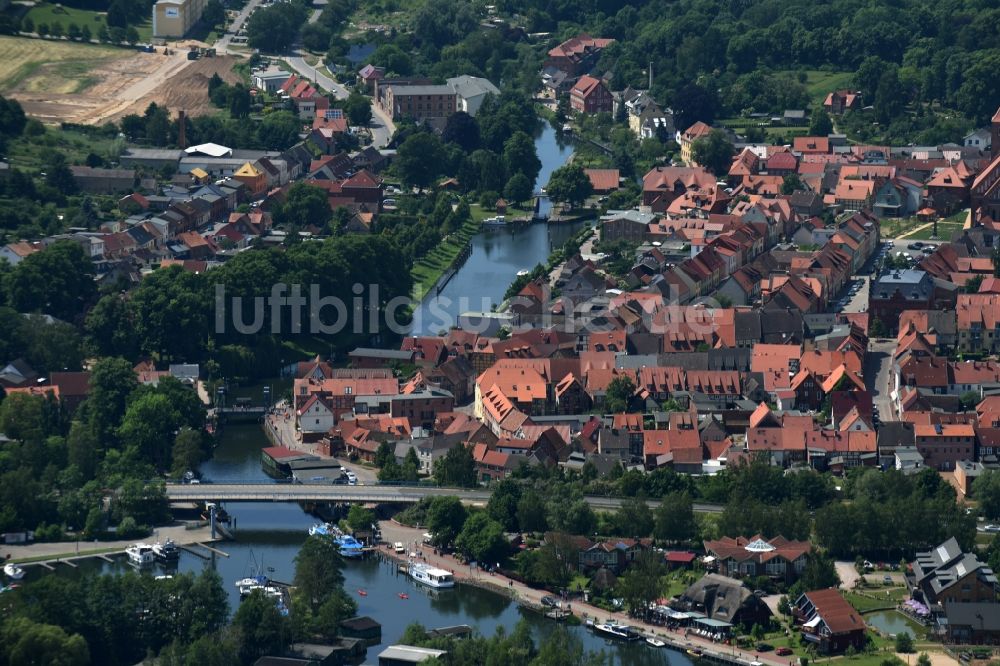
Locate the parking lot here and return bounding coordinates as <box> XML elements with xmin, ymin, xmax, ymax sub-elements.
<box><xmin>832</xmin><ymin>274</ymin><xmax>869</xmax><ymax>313</ymax></box>
<box><xmin>833</xmin><ymin>239</ymin><xmax>945</xmax><ymax>312</ymax></box>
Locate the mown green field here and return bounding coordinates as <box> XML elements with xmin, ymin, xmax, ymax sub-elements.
<box><xmin>24</xmin><ymin>3</ymin><xmax>153</xmax><ymax>43</ymax></box>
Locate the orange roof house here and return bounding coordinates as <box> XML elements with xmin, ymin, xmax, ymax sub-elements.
<box><xmin>642</xmin><ymin>165</ymin><xmax>717</xmax><ymax>210</ymax></box>
<box><xmin>793</xmin><ymin>136</ymin><xmax>831</xmax><ymax>155</ymax></box>
<box><xmin>233</xmin><ymin>162</ymin><xmax>267</xmax><ymax>196</ymax></box>
<box><xmin>570</xmin><ymin>75</ymin><xmax>613</xmax><ymax>114</ymax></box>
<box><xmin>584</xmin><ymin>168</ymin><xmax>620</xmax><ymax>194</ymax></box>
<box><xmin>824</xmin><ymin>90</ymin><xmax>861</xmax><ymax>114</ymax></box>
<box><xmin>544</xmin><ymin>33</ymin><xmax>615</xmax><ymax>75</ymax></box>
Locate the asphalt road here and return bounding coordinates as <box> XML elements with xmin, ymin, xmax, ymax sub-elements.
<box><xmin>214</xmin><ymin>0</ymin><xmax>265</xmax><ymax>54</ymax></box>
<box><xmin>282</xmin><ymin>1</ymin><xmax>396</xmax><ymax>148</ymax></box>
<box><xmin>280</xmin><ymin>57</ymin><xmax>395</xmax><ymax>148</ymax></box>
<box><xmin>164</xmin><ymin>482</ymin><xmax>724</xmax><ymax>513</ymax></box>
<box><xmin>865</xmin><ymin>339</ymin><xmax>897</xmax><ymax>422</ymax></box>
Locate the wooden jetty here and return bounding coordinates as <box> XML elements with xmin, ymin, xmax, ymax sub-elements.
<box><xmin>196</xmin><ymin>542</ymin><xmax>230</xmax><ymax>557</ymax></box>
<box><xmin>179</xmin><ymin>544</ymin><xmax>211</xmax><ymax>559</ymax></box>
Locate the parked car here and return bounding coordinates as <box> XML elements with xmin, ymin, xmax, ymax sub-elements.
<box><xmin>776</xmin><ymin>648</ymin><xmax>793</xmax><ymax>656</ymax></box>
<box><xmin>883</xmin><ymin>575</ymin><xmax>893</xmax><ymax>585</ymax></box>
<box><xmin>541</xmin><ymin>595</ymin><xmax>559</xmax><ymax>608</ymax></box>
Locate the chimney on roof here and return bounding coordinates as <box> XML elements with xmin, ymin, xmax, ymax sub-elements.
<box><xmin>178</xmin><ymin>110</ymin><xmax>187</xmax><ymax>150</ymax></box>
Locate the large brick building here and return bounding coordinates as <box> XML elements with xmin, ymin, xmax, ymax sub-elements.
<box><xmin>570</xmin><ymin>76</ymin><xmax>613</xmax><ymax>114</ymax></box>
<box><xmin>543</xmin><ymin>34</ymin><xmax>615</xmax><ymax>77</ymax></box>
<box><xmin>380</xmin><ymin>83</ymin><xmax>456</xmax><ymax>123</ymax></box>
<box><xmin>913</xmin><ymin>423</ymin><xmax>975</xmax><ymax>471</ymax></box>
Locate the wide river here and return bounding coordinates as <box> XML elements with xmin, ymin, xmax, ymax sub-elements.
<box><xmin>408</xmin><ymin>123</ymin><xmax>591</xmax><ymax>335</ymax></box>
<box><xmin>39</xmin><ymin>423</ymin><xmax>689</xmax><ymax>665</ymax></box>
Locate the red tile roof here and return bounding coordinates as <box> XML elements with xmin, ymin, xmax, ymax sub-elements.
<box><xmin>801</xmin><ymin>588</ymin><xmax>865</xmax><ymax>635</ymax></box>
<box><xmin>584</xmin><ymin>168</ymin><xmax>620</xmax><ymax>192</ymax></box>
<box><xmin>571</xmin><ymin>75</ymin><xmax>604</xmax><ymax>99</ymax></box>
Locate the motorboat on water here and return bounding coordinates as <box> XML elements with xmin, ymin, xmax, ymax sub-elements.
<box><xmin>407</xmin><ymin>561</ymin><xmax>455</xmax><ymax>589</ymax></box>
<box><xmin>126</xmin><ymin>543</ymin><xmax>156</xmax><ymax>567</ymax></box>
<box><xmin>591</xmin><ymin>621</ymin><xmax>641</xmax><ymax>641</ymax></box>
<box><xmin>3</xmin><ymin>563</ymin><xmax>25</xmax><ymax>580</ymax></box>
<box><xmin>334</xmin><ymin>534</ymin><xmax>364</xmax><ymax>558</ymax></box>
<box><xmin>308</xmin><ymin>522</ymin><xmax>333</xmax><ymax>537</ymax></box>
<box><xmin>308</xmin><ymin>523</ymin><xmax>365</xmax><ymax>558</ymax></box>
<box><xmin>646</xmin><ymin>637</ymin><xmax>666</xmax><ymax>648</ymax></box>
<box><xmin>152</xmin><ymin>538</ymin><xmax>179</xmax><ymax>562</ymax></box>
<box><xmin>236</xmin><ymin>574</ymin><xmax>273</xmax><ymax>597</ymax></box>
<box><xmin>235</xmin><ymin>575</ymin><xmax>288</xmax><ymax>616</ymax></box>
<box><xmin>482</xmin><ymin>215</ymin><xmax>507</xmax><ymax>227</ymax></box>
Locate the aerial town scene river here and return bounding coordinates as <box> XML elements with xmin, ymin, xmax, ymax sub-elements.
<box><xmin>2</xmin><ymin>0</ymin><xmax>1000</xmax><ymax>664</ymax></box>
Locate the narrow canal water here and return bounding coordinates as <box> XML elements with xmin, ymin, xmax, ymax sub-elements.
<box><xmin>37</xmin><ymin>423</ymin><xmax>688</xmax><ymax>664</ymax></box>
<box><xmin>408</xmin><ymin>123</ymin><xmax>589</xmax><ymax>335</ymax></box>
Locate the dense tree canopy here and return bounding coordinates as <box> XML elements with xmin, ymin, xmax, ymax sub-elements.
<box><xmin>246</xmin><ymin>0</ymin><xmax>308</xmax><ymax>52</ymax></box>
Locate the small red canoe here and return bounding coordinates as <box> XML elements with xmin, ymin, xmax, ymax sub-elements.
<box><xmin>398</xmin><ymin>593</ymin><xmax>409</xmax><ymax>599</ymax></box>
<box><xmin>357</xmin><ymin>590</ymin><xmax>367</xmax><ymax>596</ymax></box>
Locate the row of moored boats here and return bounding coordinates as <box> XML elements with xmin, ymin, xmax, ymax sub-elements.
<box><xmin>585</xmin><ymin>618</ymin><xmax>673</xmax><ymax>649</ymax></box>
<box><xmin>125</xmin><ymin>539</ymin><xmax>180</xmax><ymax>567</ymax></box>
<box><xmin>308</xmin><ymin>522</ymin><xmax>365</xmax><ymax>558</ymax></box>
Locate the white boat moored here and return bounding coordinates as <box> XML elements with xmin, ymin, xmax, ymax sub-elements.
<box><xmin>407</xmin><ymin>562</ymin><xmax>455</xmax><ymax>588</ymax></box>
<box><xmin>4</xmin><ymin>563</ymin><xmax>25</xmax><ymax>580</ymax></box>
<box><xmin>125</xmin><ymin>543</ymin><xmax>156</xmax><ymax>567</ymax></box>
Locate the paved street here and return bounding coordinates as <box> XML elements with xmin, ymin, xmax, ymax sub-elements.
<box><xmin>866</xmin><ymin>339</ymin><xmax>897</xmax><ymax>421</ymax></box>
<box><xmin>213</xmin><ymin>0</ymin><xmax>265</xmax><ymax>54</ymax></box>
<box><xmin>281</xmin><ymin>1</ymin><xmax>396</xmax><ymax>148</ymax></box>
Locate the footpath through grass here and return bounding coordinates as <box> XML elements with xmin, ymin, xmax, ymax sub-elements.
<box><xmin>880</xmin><ymin>209</ymin><xmax>968</xmax><ymax>239</ymax></box>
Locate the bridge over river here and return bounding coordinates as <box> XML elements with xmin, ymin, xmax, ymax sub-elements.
<box><xmin>166</xmin><ymin>483</ymin><xmax>723</xmax><ymax>513</ymax></box>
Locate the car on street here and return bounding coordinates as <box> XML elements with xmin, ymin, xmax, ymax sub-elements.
<box><xmin>776</xmin><ymin>648</ymin><xmax>793</xmax><ymax>656</ymax></box>
<box><xmin>984</xmin><ymin>524</ymin><xmax>1000</xmax><ymax>533</ymax></box>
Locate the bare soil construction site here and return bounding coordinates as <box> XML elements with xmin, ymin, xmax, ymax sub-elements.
<box><xmin>0</xmin><ymin>36</ymin><xmax>241</xmax><ymax>125</ymax></box>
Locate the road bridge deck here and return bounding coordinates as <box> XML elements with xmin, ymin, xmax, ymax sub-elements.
<box><xmin>165</xmin><ymin>483</ymin><xmax>722</xmax><ymax>513</ymax></box>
